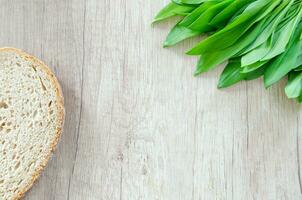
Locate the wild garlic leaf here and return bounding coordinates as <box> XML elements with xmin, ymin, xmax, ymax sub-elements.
<box><xmin>264</xmin><ymin>10</ymin><xmax>302</xmax><ymax>87</ymax></box>
<box><xmin>218</xmin><ymin>59</ymin><xmax>266</xmax><ymax>88</ymax></box>
<box><xmin>194</xmin><ymin>20</ymin><xmax>265</xmax><ymax>74</ymax></box>
<box><xmin>241</xmin><ymin>60</ymin><xmax>268</xmax><ymax>74</ymax></box>
<box><xmin>218</xmin><ymin>60</ymin><xmax>245</xmax><ymax>88</ymax></box>
<box><xmin>172</xmin><ymin>0</ymin><xmax>185</xmax><ymax>5</ymax></box>
<box><xmin>179</xmin><ymin>2</ymin><xmax>215</xmax><ymax>27</ymax></box>
<box><xmin>244</xmin><ymin>66</ymin><xmax>266</xmax><ymax>80</ymax></box>
<box><xmin>264</xmin><ymin>39</ymin><xmax>302</xmax><ymax>87</ymax></box>
<box><xmin>187</xmin><ymin>0</ymin><xmax>276</xmax><ymax>55</ymax></box>
<box><xmin>262</xmin><ymin>10</ymin><xmax>301</xmax><ymax>60</ymax></box>
<box><xmin>241</xmin><ymin>39</ymin><xmax>272</xmax><ymax>66</ymax></box>
<box><xmin>187</xmin><ymin>20</ymin><xmax>256</xmax><ymax>55</ymax></box>
<box><xmin>285</xmin><ymin>72</ymin><xmax>302</xmax><ymax>98</ymax></box>
<box><xmin>162</xmin><ymin>2</ymin><xmax>218</xmax><ymax>46</ymax></box>
<box><xmin>239</xmin><ymin>0</ymin><xmax>292</xmax><ymax>55</ymax></box>
<box><xmin>188</xmin><ymin>0</ymin><xmax>233</xmax><ymax>31</ymax></box>
<box><xmin>291</xmin><ymin>49</ymin><xmax>302</xmax><ymax>69</ymax></box>
<box><xmin>163</xmin><ymin>24</ymin><xmax>201</xmax><ymax>47</ymax></box>
<box><xmin>153</xmin><ymin>2</ymin><xmax>196</xmax><ymax>23</ymax></box>
<box><xmin>294</xmin><ymin>65</ymin><xmax>302</xmax><ymax>71</ymax></box>
<box><xmin>181</xmin><ymin>0</ymin><xmax>221</xmax><ymax>5</ymax></box>
<box><xmin>154</xmin><ymin>0</ymin><xmax>302</xmax><ymax>102</ymax></box>
<box><xmin>209</xmin><ymin>0</ymin><xmax>255</xmax><ymax>28</ymax></box>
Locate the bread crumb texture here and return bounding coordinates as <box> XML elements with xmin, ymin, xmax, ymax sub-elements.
<box><xmin>0</xmin><ymin>49</ymin><xmax>63</xmax><ymax>200</ymax></box>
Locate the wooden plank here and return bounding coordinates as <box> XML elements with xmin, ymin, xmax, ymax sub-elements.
<box><xmin>0</xmin><ymin>0</ymin><xmax>85</xmax><ymax>199</ymax></box>
<box><xmin>0</xmin><ymin>0</ymin><xmax>301</xmax><ymax>199</ymax></box>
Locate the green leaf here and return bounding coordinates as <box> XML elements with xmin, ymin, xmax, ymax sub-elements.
<box><xmin>194</xmin><ymin>20</ymin><xmax>265</xmax><ymax>75</ymax></box>
<box><xmin>172</xmin><ymin>0</ymin><xmax>183</xmax><ymax>5</ymax></box>
<box><xmin>210</xmin><ymin>0</ymin><xmax>255</xmax><ymax>28</ymax></box>
<box><xmin>179</xmin><ymin>2</ymin><xmax>216</xmax><ymax>27</ymax></box>
<box><xmin>244</xmin><ymin>66</ymin><xmax>265</xmax><ymax>80</ymax></box>
<box><xmin>162</xmin><ymin>1</ymin><xmax>223</xmax><ymax>46</ymax></box>
<box><xmin>264</xmin><ymin>39</ymin><xmax>302</xmax><ymax>87</ymax></box>
<box><xmin>261</xmin><ymin>8</ymin><xmax>300</xmax><ymax>60</ymax></box>
<box><xmin>218</xmin><ymin>59</ymin><xmax>245</xmax><ymax>88</ymax></box>
<box><xmin>218</xmin><ymin>59</ymin><xmax>265</xmax><ymax>88</ymax></box>
<box><xmin>153</xmin><ymin>0</ymin><xmax>302</xmax><ymax>103</ymax></box>
<box><xmin>241</xmin><ymin>39</ymin><xmax>271</xmax><ymax>66</ymax></box>
<box><xmin>181</xmin><ymin>0</ymin><xmax>221</xmax><ymax>5</ymax></box>
<box><xmin>172</xmin><ymin>0</ymin><xmax>185</xmax><ymax>5</ymax></box>
<box><xmin>153</xmin><ymin>2</ymin><xmax>196</xmax><ymax>23</ymax></box>
<box><xmin>187</xmin><ymin>0</ymin><xmax>277</xmax><ymax>55</ymax></box>
<box><xmin>239</xmin><ymin>0</ymin><xmax>292</xmax><ymax>56</ymax></box>
<box><xmin>294</xmin><ymin>65</ymin><xmax>302</xmax><ymax>72</ymax></box>
<box><xmin>285</xmin><ymin>72</ymin><xmax>302</xmax><ymax>98</ymax></box>
<box><xmin>188</xmin><ymin>0</ymin><xmax>233</xmax><ymax>31</ymax></box>
<box><xmin>291</xmin><ymin>50</ymin><xmax>302</xmax><ymax>69</ymax></box>
<box><xmin>264</xmin><ymin>12</ymin><xmax>302</xmax><ymax>87</ymax></box>
<box><xmin>298</xmin><ymin>95</ymin><xmax>302</xmax><ymax>103</ymax></box>
<box><xmin>163</xmin><ymin>24</ymin><xmax>201</xmax><ymax>47</ymax></box>
<box><xmin>241</xmin><ymin>60</ymin><xmax>268</xmax><ymax>73</ymax></box>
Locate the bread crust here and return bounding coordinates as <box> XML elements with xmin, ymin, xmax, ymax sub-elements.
<box><xmin>0</xmin><ymin>47</ymin><xmax>65</xmax><ymax>200</ymax></box>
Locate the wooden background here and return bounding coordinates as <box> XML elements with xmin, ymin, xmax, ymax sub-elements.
<box><xmin>0</xmin><ymin>0</ymin><xmax>302</xmax><ymax>199</ymax></box>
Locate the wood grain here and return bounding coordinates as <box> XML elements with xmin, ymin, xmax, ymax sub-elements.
<box><xmin>0</xmin><ymin>0</ymin><xmax>301</xmax><ymax>199</ymax></box>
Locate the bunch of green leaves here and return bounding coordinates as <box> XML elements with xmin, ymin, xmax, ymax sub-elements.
<box><xmin>153</xmin><ymin>0</ymin><xmax>302</xmax><ymax>102</ymax></box>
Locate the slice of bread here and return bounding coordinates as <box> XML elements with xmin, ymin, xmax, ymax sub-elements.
<box><xmin>0</xmin><ymin>48</ymin><xmax>64</xmax><ymax>200</ymax></box>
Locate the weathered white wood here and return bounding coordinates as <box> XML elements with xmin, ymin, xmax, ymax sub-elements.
<box><xmin>0</xmin><ymin>0</ymin><xmax>85</xmax><ymax>199</ymax></box>
<box><xmin>0</xmin><ymin>0</ymin><xmax>301</xmax><ymax>199</ymax></box>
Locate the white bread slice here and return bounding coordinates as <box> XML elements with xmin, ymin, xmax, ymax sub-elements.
<box><xmin>0</xmin><ymin>48</ymin><xmax>64</xmax><ymax>200</ymax></box>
